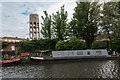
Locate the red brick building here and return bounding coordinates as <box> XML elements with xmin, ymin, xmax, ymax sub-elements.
<box><xmin>2</xmin><ymin>44</ymin><xmax>20</xmax><ymax>52</ymax></box>
<box><xmin>1</xmin><ymin>37</ymin><xmax>26</xmax><ymax>52</ymax></box>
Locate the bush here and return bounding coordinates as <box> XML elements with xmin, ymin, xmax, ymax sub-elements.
<box><xmin>3</xmin><ymin>54</ymin><xmax>9</xmax><ymax>60</ymax></box>
<box><xmin>15</xmin><ymin>39</ymin><xmax>57</xmax><ymax>53</ymax></box>
<box><xmin>91</xmin><ymin>40</ymin><xmax>109</xmax><ymax>49</ymax></box>
<box><xmin>55</xmin><ymin>37</ymin><xmax>84</xmax><ymax>50</ymax></box>
<box><xmin>55</xmin><ymin>40</ymin><xmax>66</xmax><ymax>50</ymax></box>
<box><xmin>2</xmin><ymin>41</ymin><xmax>9</xmax><ymax>49</ymax></box>
<box><xmin>91</xmin><ymin>41</ymin><xmax>101</xmax><ymax>49</ymax></box>
<box><xmin>67</xmin><ymin>37</ymin><xmax>84</xmax><ymax>50</ymax></box>
<box><xmin>110</xmin><ymin>39</ymin><xmax>120</xmax><ymax>53</ymax></box>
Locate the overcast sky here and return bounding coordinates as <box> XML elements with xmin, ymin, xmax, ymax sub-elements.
<box><xmin>1</xmin><ymin>0</ymin><xmax>77</xmax><ymax>39</ymax></box>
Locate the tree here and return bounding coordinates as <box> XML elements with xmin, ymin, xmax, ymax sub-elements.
<box><xmin>117</xmin><ymin>1</ymin><xmax>120</xmax><ymax>39</ymax></box>
<box><xmin>41</xmin><ymin>11</ymin><xmax>52</xmax><ymax>39</ymax></box>
<box><xmin>100</xmin><ymin>2</ymin><xmax>118</xmax><ymax>40</ymax></box>
<box><xmin>72</xmin><ymin>1</ymin><xmax>100</xmax><ymax>48</ymax></box>
<box><xmin>52</xmin><ymin>5</ymin><xmax>68</xmax><ymax>40</ymax></box>
<box><xmin>100</xmin><ymin>2</ymin><xmax>120</xmax><ymax>48</ymax></box>
<box><xmin>68</xmin><ymin>18</ymin><xmax>78</xmax><ymax>38</ymax></box>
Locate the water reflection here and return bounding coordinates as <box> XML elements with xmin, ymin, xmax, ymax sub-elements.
<box><xmin>2</xmin><ymin>59</ymin><xmax>120</xmax><ymax>78</ymax></box>
<box><xmin>96</xmin><ymin>60</ymin><xmax>119</xmax><ymax>78</ymax></box>
<box><xmin>0</xmin><ymin>67</ymin><xmax>2</xmax><ymax>79</ymax></box>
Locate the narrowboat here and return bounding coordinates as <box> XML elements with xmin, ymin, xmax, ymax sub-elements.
<box><xmin>0</xmin><ymin>59</ymin><xmax>21</xmax><ymax>66</ymax></box>
<box><xmin>30</xmin><ymin>49</ymin><xmax>120</xmax><ymax>62</ymax></box>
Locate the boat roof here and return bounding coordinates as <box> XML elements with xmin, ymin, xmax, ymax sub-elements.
<box><xmin>35</xmin><ymin>50</ymin><xmax>52</xmax><ymax>53</ymax></box>
<box><xmin>54</xmin><ymin>49</ymin><xmax>107</xmax><ymax>52</ymax></box>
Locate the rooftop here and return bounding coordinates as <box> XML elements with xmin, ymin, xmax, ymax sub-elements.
<box><xmin>1</xmin><ymin>37</ymin><xmax>26</xmax><ymax>40</ymax></box>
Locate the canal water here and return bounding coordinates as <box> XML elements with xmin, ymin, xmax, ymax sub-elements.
<box><xmin>1</xmin><ymin>59</ymin><xmax>120</xmax><ymax>78</ymax></box>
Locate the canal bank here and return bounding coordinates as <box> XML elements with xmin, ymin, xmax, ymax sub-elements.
<box><xmin>2</xmin><ymin>59</ymin><xmax>120</xmax><ymax>78</ymax></box>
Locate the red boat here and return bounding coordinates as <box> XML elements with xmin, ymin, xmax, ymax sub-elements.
<box><xmin>0</xmin><ymin>59</ymin><xmax>21</xmax><ymax>66</ymax></box>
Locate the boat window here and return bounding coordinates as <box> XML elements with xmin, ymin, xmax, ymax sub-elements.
<box><xmin>58</xmin><ymin>53</ymin><xmax>64</xmax><ymax>56</ymax></box>
<box><xmin>68</xmin><ymin>52</ymin><xmax>74</xmax><ymax>56</ymax></box>
<box><xmin>87</xmin><ymin>51</ymin><xmax>90</xmax><ymax>55</ymax></box>
<box><xmin>77</xmin><ymin>51</ymin><xmax>83</xmax><ymax>55</ymax></box>
<box><xmin>96</xmin><ymin>51</ymin><xmax>102</xmax><ymax>55</ymax></box>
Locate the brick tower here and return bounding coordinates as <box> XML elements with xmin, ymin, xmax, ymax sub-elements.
<box><xmin>29</xmin><ymin>14</ymin><xmax>40</xmax><ymax>39</ymax></box>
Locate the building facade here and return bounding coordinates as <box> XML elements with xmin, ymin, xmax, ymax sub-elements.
<box><xmin>29</xmin><ymin>14</ymin><xmax>40</xmax><ymax>39</ymax></box>
<box><xmin>0</xmin><ymin>37</ymin><xmax>26</xmax><ymax>52</ymax></box>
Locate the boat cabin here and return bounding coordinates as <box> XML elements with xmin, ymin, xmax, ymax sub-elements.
<box><xmin>35</xmin><ymin>50</ymin><xmax>52</xmax><ymax>57</ymax></box>
<box><xmin>52</xmin><ymin>49</ymin><xmax>109</xmax><ymax>57</ymax></box>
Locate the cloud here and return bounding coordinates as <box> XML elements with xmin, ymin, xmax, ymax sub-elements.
<box><xmin>48</xmin><ymin>2</ymin><xmax>76</xmax><ymax>22</ymax></box>
<box><xmin>0</xmin><ymin>3</ymin><xmax>2</xmax><ymax>37</ymax></box>
<box><xmin>2</xmin><ymin>2</ymin><xmax>33</xmax><ymax>38</ymax></box>
<box><xmin>21</xmin><ymin>10</ymin><xmax>30</xmax><ymax>16</ymax></box>
<box><xmin>36</xmin><ymin>2</ymin><xmax>76</xmax><ymax>25</ymax></box>
<box><xmin>1</xmin><ymin>0</ymin><xmax>76</xmax><ymax>2</ymax></box>
<box><xmin>2</xmin><ymin>1</ymin><xmax>76</xmax><ymax>38</ymax></box>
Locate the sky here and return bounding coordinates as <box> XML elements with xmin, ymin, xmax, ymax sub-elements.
<box><xmin>1</xmin><ymin>0</ymin><xmax>77</xmax><ymax>39</ymax></box>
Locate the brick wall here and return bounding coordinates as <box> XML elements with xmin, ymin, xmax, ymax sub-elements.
<box><xmin>3</xmin><ymin>43</ymin><xmax>19</xmax><ymax>52</ymax></box>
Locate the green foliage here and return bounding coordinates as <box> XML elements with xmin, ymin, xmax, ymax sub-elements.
<box><xmin>55</xmin><ymin>37</ymin><xmax>84</xmax><ymax>50</ymax></box>
<box><xmin>67</xmin><ymin>19</ymin><xmax>77</xmax><ymax>37</ymax></box>
<box><xmin>72</xmin><ymin>2</ymin><xmax>100</xmax><ymax>48</ymax></box>
<box><xmin>100</xmin><ymin>2</ymin><xmax>119</xmax><ymax>40</ymax></box>
<box><xmin>2</xmin><ymin>41</ymin><xmax>9</xmax><ymax>49</ymax></box>
<box><xmin>118</xmin><ymin>1</ymin><xmax>120</xmax><ymax>14</ymax></box>
<box><xmin>65</xmin><ymin>37</ymin><xmax>84</xmax><ymax>50</ymax></box>
<box><xmin>15</xmin><ymin>39</ymin><xmax>57</xmax><ymax>53</ymax></box>
<box><xmin>3</xmin><ymin>54</ymin><xmax>9</xmax><ymax>60</ymax></box>
<box><xmin>20</xmin><ymin>57</ymin><xmax>30</xmax><ymax>62</ymax></box>
<box><xmin>91</xmin><ymin>41</ymin><xmax>101</xmax><ymax>49</ymax></box>
<box><xmin>102</xmin><ymin>40</ymin><xmax>109</xmax><ymax>48</ymax></box>
<box><xmin>55</xmin><ymin>40</ymin><xmax>65</xmax><ymax>50</ymax></box>
<box><xmin>41</xmin><ymin>11</ymin><xmax>52</xmax><ymax>39</ymax></box>
<box><xmin>110</xmin><ymin>39</ymin><xmax>120</xmax><ymax>53</ymax></box>
<box><xmin>92</xmin><ymin>40</ymin><xmax>109</xmax><ymax>49</ymax></box>
<box><xmin>52</xmin><ymin>5</ymin><xmax>68</xmax><ymax>40</ymax></box>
